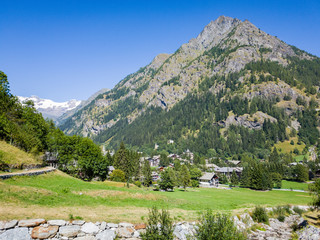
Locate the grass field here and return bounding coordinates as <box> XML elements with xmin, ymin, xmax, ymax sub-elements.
<box><xmin>0</xmin><ymin>171</ymin><xmax>312</xmax><ymax>222</ymax></box>
<box><xmin>281</xmin><ymin>180</ymin><xmax>309</xmax><ymax>191</ymax></box>
<box><xmin>0</xmin><ymin>141</ymin><xmax>42</xmax><ymax>168</ymax></box>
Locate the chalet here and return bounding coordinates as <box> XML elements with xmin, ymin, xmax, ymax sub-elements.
<box><xmin>200</xmin><ymin>172</ymin><xmax>219</xmax><ymax>187</ymax></box>
<box><xmin>151</xmin><ymin>171</ymin><xmax>160</xmax><ymax>181</ymax></box>
<box><xmin>226</xmin><ymin>160</ymin><xmax>241</xmax><ymax>166</ymax></box>
<box><xmin>44</xmin><ymin>152</ymin><xmax>59</xmax><ymax>168</ymax></box>
<box><xmin>214</xmin><ymin>167</ymin><xmax>243</xmax><ymax>177</ymax></box>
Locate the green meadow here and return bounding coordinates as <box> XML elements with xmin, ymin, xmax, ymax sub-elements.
<box><xmin>0</xmin><ymin>171</ymin><xmax>311</xmax><ymax>222</ymax></box>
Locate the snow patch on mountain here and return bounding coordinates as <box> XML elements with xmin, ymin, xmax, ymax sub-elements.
<box><xmin>18</xmin><ymin>95</ymin><xmax>82</xmax><ymax>120</ymax></box>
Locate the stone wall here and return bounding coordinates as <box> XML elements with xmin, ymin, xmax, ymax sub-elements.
<box><xmin>0</xmin><ymin>167</ymin><xmax>55</xmax><ymax>180</ymax></box>
<box><xmin>0</xmin><ymin>206</ymin><xmax>319</xmax><ymax>240</ymax></box>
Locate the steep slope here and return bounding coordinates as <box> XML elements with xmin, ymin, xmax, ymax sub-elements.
<box><xmin>59</xmin><ymin>16</ymin><xmax>320</xmax><ymax>156</ymax></box>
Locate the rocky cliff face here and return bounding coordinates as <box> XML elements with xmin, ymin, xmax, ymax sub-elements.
<box><xmin>59</xmin><ymin>16</ymin><xmax>319</xmax><ymax>147</ymax></box>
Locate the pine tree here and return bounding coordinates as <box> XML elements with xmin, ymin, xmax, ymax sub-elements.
<box><xmin>230</xmin><ymin>170</ymin><xmax>239</xmax><ymax>187</ymax></box>
<box><xmin>142</xmin><ymin>160</ymin><xmax>152</xmax><ymax>187</ymax></box>
<box><xmin>180</xmin><ymin>165</ymin><xmax>191</xmax><ymax>190</ymax></box>
<box><xmin>269</xmin><ymin>147</ymin><xmax>280</xmax><ymax>162</ymax></box>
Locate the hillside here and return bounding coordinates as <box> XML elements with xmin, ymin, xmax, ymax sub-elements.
<box><xmin>59</xmin><ymin>16</ymin><xmax>320</xmax><ymax>156</ymax></box>
<box><xmin>0</xmin><ymin>141</ymin><xmax>42</xmax><ymax>169</ymax></box>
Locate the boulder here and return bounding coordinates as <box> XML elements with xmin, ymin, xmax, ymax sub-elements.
<box><xmin>0</xmin><ymin>227</ymin><xmax>31</xmax><ymax>240</ymax></box>
<box><xmin>117</xmin><ymin>227</ymin><xmax>134</xmax><ymax>238</ymax></box>
<box><xmin>100</xmin><ymin>221</ymin><xmax>107</xmax><ymax>230</ymax></box>
<box><xmin>96</xmin><ymin>230</ymin><xmax>116</xmax><ymax>240</ymax></box>
<box><xmin>81</xmin><ymin>222</ymin><xmax>100</xmax><ymax>234</ymax></box>
<box><xmin>18</xmin><ymin>219</ymin><xmax>46</xmax><ymax>227</ymax></box>
<box><xmin>31</xmin><ymin>226</ymin><xmax>59</xmax><ymax>239</ymax></box>
<box><xmin>134</xmin><ymin>223</ymin><xmax>146</xmax><ymax>230</ymax></box>
<box><xmin>119</xmin><ymin>222</ymin><xmax>134</xmax><ymax>228</ymax></box>
<box><xmin>59</xmin><ymin>225</ymin><xmax>81</xmax><ymax>237</ymax></box>
<box><xmin>0</xmin><ymin>220</ymin><xmax>18</xmax><ymax>230</ymax></box>
<box><xmin>74</xmin><ymin>236</ymin><xmax>97</xmax><ymax>240</ymax></box>
<box><xmin>47</xmin><ymin>220</ymin><xmax>67</xmax><ymax>226</ymax></box>
<box><xmin>72</xmin><ymin>220</ymin><xmax>86</xmax><ymax>225</ymax></box>
<box><xmin>107</xmin><ymin>223</ymin><xmax>118</xmax><ymax>228</ymax></box>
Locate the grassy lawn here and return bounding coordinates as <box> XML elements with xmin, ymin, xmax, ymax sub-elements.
<box><xmin>0</xmin><ymin>171</ymin><xmax>312</xmax><ymax>222</ymax></box>
<box><xmin>274</xmin><ymin>137</ymin><xmax>306</xmax><ymax>157</ymax></box>
<box><xmin>281</xmin><ymin>180</ymin><xmax>309</xmax><ymax>191</ymax></box>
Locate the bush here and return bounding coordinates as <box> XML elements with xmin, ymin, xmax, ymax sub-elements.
<box><xmin>191</xmin><ymin>179</ymin><xmax>199</xmax><ymax>188</ymax></box>
<box><xmin>277</xmin><ymin>215</ymin><xmax>285</xmax><ymax>222</ymax></box>
<box><xmin>110</xmin><ymin>169</ymin><xmax>126</xmax><ymax>182</ymax></box>
<box><xmin>290</xmin><ymin>140</ymin><xmax>294</xmax><ymax>145</ymax></box>
<box><xmin>134</xmin><ymin>180</ymin><xmax>142</xmax><ymax>188</ymax></box>
<box><xmin>252</xmin><ymin>206</ymin><xmax>269</xmax><ymax>224</ymax></box>
<box><xmin>293</xmin><ymin>206</ymin><xmax>305</xmax><ymax>216</ymax></box>
<box><xmin>141</xmin><ymin>206</ymin><xmax>173</xmax><ymax>240</ymax></box>
<box><xmin>195</xmin><ymin>210</ymin><xmax>246</xmax><ymax>240</ymax></box>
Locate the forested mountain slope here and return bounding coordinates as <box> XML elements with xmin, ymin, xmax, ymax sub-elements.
<box><xmin>59</xmin><ymin>16</ymin><xmax>320</xmax><ymax>157</ymax></box>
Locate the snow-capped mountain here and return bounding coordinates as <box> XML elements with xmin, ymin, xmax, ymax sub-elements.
<box><xmin>18</xmin><ymin>95</ymin><xmax>82</xmax><ymax>121</ymax></box>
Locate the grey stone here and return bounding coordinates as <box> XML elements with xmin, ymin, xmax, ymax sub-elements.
<box><xmin>0</xmin><ymin>220</ymin><xmax>18</xmax><ymax>230</ymax></box>
<box><xmin>47</xmin><ymin>219</ymin><xmax>67</xmax><ymax>226</ymax></box>
<box><xmin>59</xmin><ymin>225</ymin><xmax>81</xmax><ymax>237</ymax></box>
<box><xmin>107</xmin><ymin>223</ymin><xmax>118</xmax><ymax>228</ymax></box>
<box><xmin>0</xmin><ymin>227</ymin><xmax>31</xmax><ymax>240</ymax></box>
<box><xmin>74</xmin><ymin>236</ymin><xmax>97</xmax><ymax>240</ymax></box>
<box><xmin>73</xmin><ymin>220</ymin><xmax>86</xmax><ymax>225</ymax></box>
<box><xmin>96</xmin><ymin>230</ymin><xmax>116</xmax><ymax>240</ymax></box>
<box><xmin>119</xmin><ymin>222</ymin><xmax>134</xmax><ymax>228</ymax></box>
<box><xmin>133</xmin><ymin>231</ymin><xmax>140</xmax><ymax>238</ymax></box>
<box><xmin>100</xmin><ymin>221</ymin><xmax>107</xmax><ymax>231</ymax></box>
<box><xmin>18</xmin><ymin>219</ymin><xmax>46</xmax><ymax>227</ymax></box>
<box><xmin>81</xmin><ymin>222</ymin><xmax>100</xmax><ymax>234</ymax></box>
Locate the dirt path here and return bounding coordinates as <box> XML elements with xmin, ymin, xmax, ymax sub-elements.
<box><xmin>0</xmin><ymin>167</ymin><xmax>56</xmax><ymax>179</ymax></box>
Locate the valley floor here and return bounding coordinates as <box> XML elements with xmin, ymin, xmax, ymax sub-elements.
<box><xmin>0</xmin><ymin>171</ymin><xmax>311</xmax><ymax>223</ymax></box>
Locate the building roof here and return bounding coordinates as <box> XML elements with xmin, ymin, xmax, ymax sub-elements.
<box><xmin>214</xmin><ymin>167</ymin><xmax>243</xmax><ymax>173</ymax></box>
<box><xmin>200</xmin><ymin>172</ymin><xmax>216</xmax><ymax>181</ymax></box>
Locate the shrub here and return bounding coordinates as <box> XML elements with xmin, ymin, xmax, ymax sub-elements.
<box><xmin>277</xmin><ymin>215</ymin><xmax>285</xmax><ymax>222</ymax></box>
<box><xmin>290</xmin><ymin>140</ymin><xmax>294</xmax><ymax>145</ymax></box>
<box><xmin>134</xmin><ymin>180</ymin><xmax>142</xmax><ymax>188</ymax></box>
<box><xmin>191</xmin><ymin>179</ymin><xmax>199</xmax><ymax>188</ymax></box>
<box><xmin>110</xmin><ymin>169</ymin><xmax>125</xmax><ymax>182</ymax></box>
<box><xmin>293</xmin><ymin>206</ymin><xmax>305</xmax><ymax>216</ymax></box>
<box><xmin>195</xmin><ymin>210</ymin><xmax>246</xmax><ymax>240</ymax></box>
<box><xmin>252</xmin><ymin>206</ymin><xmax>269</xmax><ymax>224</ymax></box>
<box><xmin>141</xmin><ymin>206</ymin><xmax>173</xmax><ymax>240</ymax></box>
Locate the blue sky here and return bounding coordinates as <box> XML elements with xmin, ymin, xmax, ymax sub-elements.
<box><xmin>1</xmin><ymin>0</ymin><xmax>319</xmax><ymax>102</ymax></box>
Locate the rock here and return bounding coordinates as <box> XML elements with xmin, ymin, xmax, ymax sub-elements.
<box><xmin>119</xmin><ymin>222</ymin><xmax>134</xmax><ymax>228</ymax></box>
<box><xmin>72</xmin><ymin>220</ymin><xmax>86</xmax><ymax>225</ymax></box>
<box><xmin>133</xmin><ymin>231</ymin><xmax>140</xmax><ymax>238</ymax></box>
<box><xmin>117</xmin><ymin>227</ymin><xmax>134</xmax><ymax>238</ymax></box>
<box><xmin>100</xmin><ymin>221</ymin><xmax>107</xmax><ymax>231</ymax></box>
<box><xmin>0</xmin><ymin>227</ymin><xmax>31</xmax><ymax>240</ymax></box>
<box><xmin>31</xmin><ymin>226</ymin><xmax>59</xmax><ymax>239</ymax></box>
<box><xmin>59</xmin><ymin>225</ymin><xmax>81</xmax><ymax>237</ymax></box>
<box><xmin>18</xmin><ymin>219</ymin><xmax>46</xmax><ymax>227</ymax></box>
<box><xmin>81</xmin><ymin>222</ymin><xmax>100</xmax><ymax>234</ymax></box>
<box><xmin>107</xmin><ymin>223</ymin><xmax>118</xmax><ymax>228</ymax></box>
<box><xmin>96</xmin><ymin>230</ymin><xmax>116</xmax><ymax>240</ymax></box>
<box><xmin>298</xmin><ymin>225</ymin><xmax>320</xmax><ymax>240</ymax></box>
<box><xmin>134</xmin><ymin>223</ymin><xmax>146</xmax><ymax>230</ymax></box>
<box><xmin>74</xmin><ymin>236</ymin><xmax>97</xmax><ymax>240</ymax></box>
<box><xmin>47</xmin><ymin>220</ymin><xmax>67</xmax><ymax>226</ymax></box>
<box><xmin>0</xmin><ymin>220</ymin><xmax>18</xmax><ymax>230</ymax></box>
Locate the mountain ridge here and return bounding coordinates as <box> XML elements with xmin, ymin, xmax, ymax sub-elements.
<box><xmin>59</xmin><ymin>16</ymin><xmax>319</xmax><ymax>156</ymax></box>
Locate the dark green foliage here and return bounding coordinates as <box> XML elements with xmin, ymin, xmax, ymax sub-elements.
<box><xmin>309</xmin><ymin>179</ymin><xmax>320</xmax><ymax>210</ymax></box>
<box><xmin>195</xmin><ymin>210</ymin><xmax>246</xmax><ymax>240</ymax></box>
<box><xmin>252</xmin><ymin>206</ymin><xmax>269</xmax><ymax>224</ymax></box>
<box><xmin>277</xmin><ymin>215</ymin><xmax>285</xmax><ymax>222</ymax></box>
<box><xmin>294</xmin><ymin>164</ymin><xmax>309</xmax><ymax>182</ymax></box>
<box><xmin>230</xmin><ymin>170</ymin><xmax>239</xmax><ymax>186</ymax></box>
<box><xmin>180</xmin><ymin>165</ymin><xmax>191</xmax><ymax>190</ymax></box>
<box><xmin>162</xmin><ymin>76</ymin><xmax>181</xmax><ymax>87</ymax></box>
<box><xmin>293</xmin><ymin>206</ymin><xmax>305</xmax><ymax>216</ymax></box>
<box><xmin>141</xmin><ymin>207</ymin><xmax>173</xmax><ymax>240</ymax></box>
<box><xmin>159</xmin><ymin>168</ymin><xmax>176</xmax><ymax>191</ymax></box>
<box><xmin>297</xmin><ymin>108</ymin><xmax>319</xmax><ymax>145</ymax></box>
